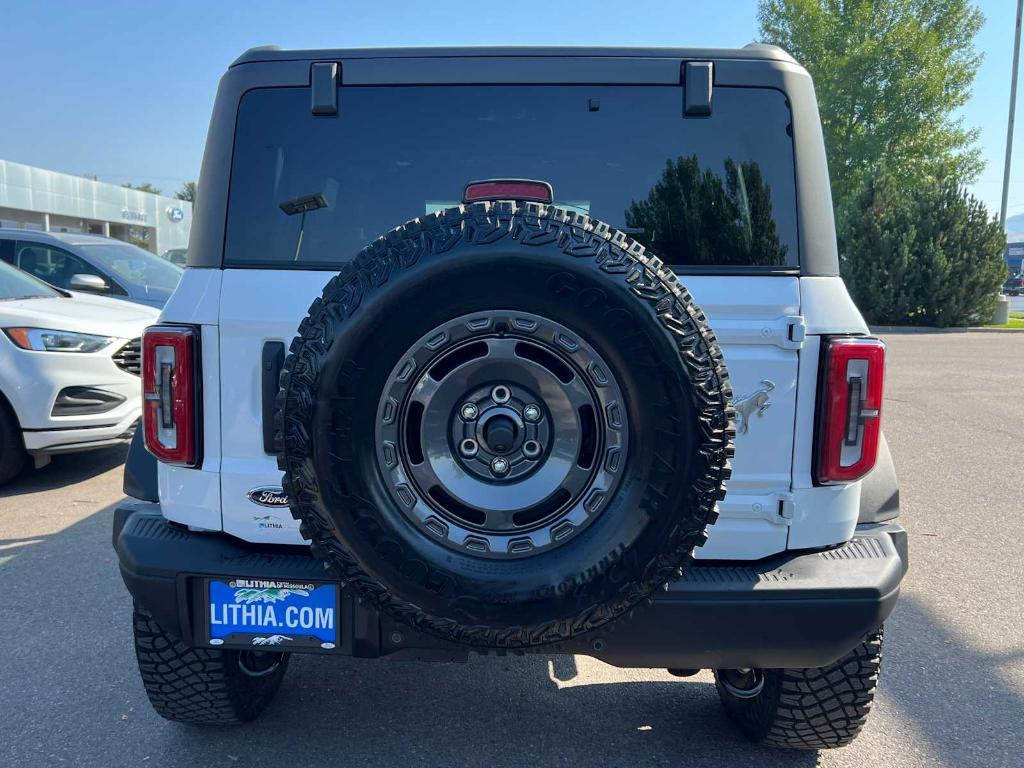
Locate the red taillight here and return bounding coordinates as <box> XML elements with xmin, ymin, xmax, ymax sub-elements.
<box><xmin>142</xmin><ymin>325</ymin><xmax>200</xmax><ymax>467</ymax></box>
<box><xmin>463</xmin><ymin>179</ymin><xmax>553</xmax><ymax>204</ymax></box>
<box><xmin>816</xmin><ymin>337</ymin><xmax>885</xmax><ymax>484</ymax></box>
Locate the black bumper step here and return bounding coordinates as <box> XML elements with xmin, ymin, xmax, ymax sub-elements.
<box><xmin>114</xmin><ymin>503</ymin><xmax>907</xmax><ymax>669</ymax></box>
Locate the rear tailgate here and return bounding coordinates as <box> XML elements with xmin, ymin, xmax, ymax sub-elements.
<box><xmin>218</xmin><ymin>270</ymin><xmax>802</xmax><ymax>559</ymax></box>
<box><xmin>686</xmin><ymin>276</ymin><xmax>801</xmax><ymax>558</ymax></box>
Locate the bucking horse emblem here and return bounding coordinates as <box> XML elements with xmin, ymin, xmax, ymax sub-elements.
<box><xmin>734</xmin><ymin>379</ymin><xmax>775</xmax><ymax>435</ymax></box>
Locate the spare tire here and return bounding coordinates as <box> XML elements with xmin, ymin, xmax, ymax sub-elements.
<box><xmin>276</xmin><ymin>201</ymin><xmax>734</xmax><ymax>648</ymax></box>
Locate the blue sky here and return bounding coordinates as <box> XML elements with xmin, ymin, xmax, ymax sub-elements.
<box><xmin>1</xmin><ymin>0</ymin><xmax>1021</xmax><ymax>224</ymax></box>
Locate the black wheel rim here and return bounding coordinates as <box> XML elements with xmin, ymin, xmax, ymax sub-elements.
<box><xmin>376</xmin><ymin>311</ymin><xmax>628</xmax><ymax>558</ymax></box>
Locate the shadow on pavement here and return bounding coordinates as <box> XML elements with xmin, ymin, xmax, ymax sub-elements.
<box><xmin>881</xmin><ymin>594</ymin><xmax>1024</xmax><ymax>767</ymax></box>
<box><xmin>2</xmin><ymin>499</ymin><xmax>1021</xmax><ymax>768</ymax></box>
<box><xmin>0</xmin><ymin>444</ymin><xmax>128</xmax><ymax>498</ymax></box>
<box><xmin>0</xmin><ymin>502</ymin><xmax>819</xmax><ymax>768</ymax></box>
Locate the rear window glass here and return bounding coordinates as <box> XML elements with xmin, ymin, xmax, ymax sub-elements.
<box><xmin>224</xmin><ymin>85</ymin><xmax>798</xmax><ymax>270</ymax></box>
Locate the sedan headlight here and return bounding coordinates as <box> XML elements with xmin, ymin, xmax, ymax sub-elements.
<box><xmin>4</xmin><ymin>327</ymin><xmax>112</xmax><ymax>353</ymax></box>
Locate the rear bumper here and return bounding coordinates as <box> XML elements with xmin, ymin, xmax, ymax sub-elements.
<box><xmin>113</xmin><ymin>503</ymin><xmax>907</xmax><ymax>669</ymax></box>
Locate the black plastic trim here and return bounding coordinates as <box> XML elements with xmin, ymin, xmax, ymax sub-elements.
<box><xmin>261</xmin><ymin>341</ymin><xmax>285</xmax><ymax>453</ymax></box>
<box><xmin>230</xmin><ymin>45</ymin><xmax>799</xmax><ymax>67</ymax></box>
<box><xmin>572</xmin><ymin>526</ymin><xmax>907</xmax><ymax>669</ymax></box>
<box><xmin>50</xmin><ymin>386</ymin><xmax>124</xmax><ymax>416</ymax></box>
<box><xmin>114</xmin><ymin>503</ymin><xmax>906</xmax><ymax>669</ymax></box>
<box><xmin>310</xmin><ymin>61</ymin><xmax>339</xmax><ymax>115</ymax></box>
<box><xmin>858</xmin><ymin>433</ymin><xmax>900</xmax><ymax>523</ymax></box>
<box><xmin>111</xmin><ymin>337</ymin><xmax>142</xmax><ymax>377</ymax></box>
<box><xmin>219</xmin><ymin>262</ymin><xmax>802</xmax><ymax>277</ymax></box>
<box><xmin>123</xmin><ymin>429</ymin><xmax>158</xmax><ymax>502</ymax></box>
<box><xmin>22</xmin><ymin>422</ymin><xmax>118</xmax><ymax>432</ymax></box>
<box><xmin>683</xmin><ymin>61</ymin><xmax>713</xmax><ymax>116</ymax></box>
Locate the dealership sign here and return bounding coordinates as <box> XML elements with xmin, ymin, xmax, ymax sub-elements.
<box><xmin>121</xmin><ymin>209</ymin><xmax>148</xmax><ymax>223</ymax></box>
<box><xmin>166</xmin><ymin>206</ymin><xmax>184</xmax><ymax>222</ymax></box>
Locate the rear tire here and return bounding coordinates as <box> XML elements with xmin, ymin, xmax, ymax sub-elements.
<box><xmin>132</xmin><ymin>603</ymin><xmax>289</xmax><ymax>725</ymax></box>
<box><xmin>0</xmin><ymin>397</ymin><xmax>26</xmax><ymax>486</ymax></box>
<box><xmin>714</xmin><ymin>629</ymin><xmax>884</xmax><ymax>749</ymax></box>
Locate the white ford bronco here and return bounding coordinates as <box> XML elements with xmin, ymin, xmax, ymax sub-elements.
<box><xmin>114</xmin><ymin>45</ymin><xmax>906</xmax><ymax>750</ymax></box>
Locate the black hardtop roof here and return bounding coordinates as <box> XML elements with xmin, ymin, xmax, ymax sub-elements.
<box><xmin>190</xmin><ymin>41</ymin><xmax>837</xmax><ymax>276</ymax></box>
<box><xmin>231</xmin><ymin>44</ymin><xmax>796</xmax><ymax>68</ymax></box>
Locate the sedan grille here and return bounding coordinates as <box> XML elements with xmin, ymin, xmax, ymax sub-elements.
<box><xmin>113</xmin><ymin>338</ymin><xmax>142</xmax><ymax>376</ymax></box>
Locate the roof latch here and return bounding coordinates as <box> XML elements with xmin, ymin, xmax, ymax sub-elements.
<box><xmin>311</xmin><ymin>62</ymin><xmax>340</xmax><ymax>116</ymax></box>
<box><xmin>683</xmin><ymin>61</ymin><xmax>713</xmax><ymax>117</ymax></box>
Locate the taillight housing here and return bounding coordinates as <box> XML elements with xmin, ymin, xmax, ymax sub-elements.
<box><xmin>816</xmin><ymin>337</ymin><xmax>885</xmax><ymax>484</ymax></box>
<box><xmin>142</xmin><ymin>325</ymin><xmax>201</xmax><ymax>467</ymax></box>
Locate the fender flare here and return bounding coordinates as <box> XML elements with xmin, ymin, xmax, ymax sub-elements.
<box><xmin>857</xmin><ymin>432</ymin><xmax>899</xmax><ymax>523</ymax></box>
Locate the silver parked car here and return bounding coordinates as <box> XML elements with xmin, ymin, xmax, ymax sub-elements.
<box><xmin>0</xmin><ymin>259</ymin><xmax>158</xmax><ymax>483</ymax></box>
<box><xmin>0</xmin><ymin>229</ymin><xmax>183</xmax><ymax>308</ymax></box>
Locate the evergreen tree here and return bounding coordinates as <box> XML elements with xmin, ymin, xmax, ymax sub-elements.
<box><xmin>625</xmin><ymin>156</ymin><xmax>787</xmax><ymax>267</ymax></box>
<box><xmin>840</xmin><ymin>172</ymin><xmax>1007</xmax><ymax>326</ymax></box>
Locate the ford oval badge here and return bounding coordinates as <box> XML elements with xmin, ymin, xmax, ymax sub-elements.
<box><xmin>247</xmin><ymin>486</ymin><xmax>289</xmax><ymax>507</ymax></box>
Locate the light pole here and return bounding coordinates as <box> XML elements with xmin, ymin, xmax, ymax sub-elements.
<box><xmin>1000</xmin><ymin>0</ymin><xmax>1024</xmax><ymax>231</ymax></box>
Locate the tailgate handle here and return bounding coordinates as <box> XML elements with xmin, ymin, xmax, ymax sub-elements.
<box><xmin>262</xmin><ymin>341</ymin><xmax>286</xmax><ymax>454</ymax></box>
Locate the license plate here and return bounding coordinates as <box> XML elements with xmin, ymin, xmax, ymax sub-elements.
<box><xmin>205</xmin><ymin>578</ymin><xmax>339</xmax><ymax>651</ymax></box>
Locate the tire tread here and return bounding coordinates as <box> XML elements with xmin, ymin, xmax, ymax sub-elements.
<box><xmin>716</xmin><ymin>629</ymin><xmax>884</xmax><ymax>750</ymax></box>
<box><xmin>132</xmin><ymin>604</ymin><xmax>287</xmax><ymax>725</ymax></box>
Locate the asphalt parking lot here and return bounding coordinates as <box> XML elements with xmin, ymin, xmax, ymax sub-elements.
<box><xmin>1</xmin><ymin>331</ymin><xmax>1021</xmax><ymax>768</ymax></box>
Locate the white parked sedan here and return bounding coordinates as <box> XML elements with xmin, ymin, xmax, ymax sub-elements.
<box><xmin>0</xmin><ymin>260</ymin><xmax>158</xmax><ymax>484</ymax></box>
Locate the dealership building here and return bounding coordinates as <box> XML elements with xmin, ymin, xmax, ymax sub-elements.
<box><xmin>1006</xmin><ymin>242</ymin><xmax>1024</xmax><ymax>275</ymax></box>
<box><xmin>0</xmin><ymin>159</ymin><xmax>192</xmax><ymax>255</ymax></box>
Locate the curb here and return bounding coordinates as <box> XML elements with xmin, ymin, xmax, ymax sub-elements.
<box><xmin>871</xmin><ymin>325</ymin><xmax>1024</xmax><ymax>335</ymax></box>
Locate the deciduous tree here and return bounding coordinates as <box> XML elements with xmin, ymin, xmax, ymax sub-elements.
<box><xmin>759</xmin><ymin>0</ymin><xmax>984</xmax><ymax>207</ymax></box>
<box><xmin>175</xmin><ymin>181</ymin><xmax>197</xmax><ymax>203</ymax></box>
<box><xmin>122</xmin><ymin>182</ymin><xmax>162</xmax><ymax>195</ymax></box>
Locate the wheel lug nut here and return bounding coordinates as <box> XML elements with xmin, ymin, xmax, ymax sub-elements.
<box><xmin>523</xmin><ymin>404</ymin><xmax>541</xmax><ymax>423</ymax></box>
<box><xmin>459</xmin><ymin>439</ymin><xmax>478</xmax><ymax>458</ymax></box>
<box><xmin>490</xmin><ymin>457</ymin><xmax>510</xmax><ymax>475</ymax></box>
<box><xmin>491</xmin><ymin>385</ymin><xmax>511</xmax><ymax>404</ymax></box>
<box><xmin>460</xmin><ymin>402</ymin><xmax>479</xmax><ymax>421</ymax></box>
<box><xmin>522</xmin><ymin>440</ymin><xmax>542</xmax><ymax>459</ymax></box>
